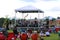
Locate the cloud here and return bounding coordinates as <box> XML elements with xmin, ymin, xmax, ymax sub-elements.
<box><xmin>19</xmin><ymin>0</ymin><xmax>57</xmax><ymax>3</ymax></box>
<box><xmin>0</xmin><ymin>0</ymin><xmax>60</xmax><ymax>18</ymax></box>
<box><xmin>49</xmin><ymin>7</ymin><xmax>60</xmax><ymax>11</ymax></box>
<box><xmin>20</xmin><ymin>0</ymin><xmax>35</xmax><ymax>2</ymax></box>
<box><xmin>41</xmin><ymin>0</ymin><xmax>57</xmax><ymax>1</ymax></box>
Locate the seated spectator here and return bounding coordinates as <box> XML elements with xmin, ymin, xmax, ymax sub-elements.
<box><xmin>39</xmin><ymin>31</ymin><xmax>45</xmax><ymax>37</ymax></box>
<box><xmin>20</xmin><ymin>32</ymin><xmax>28</xmax><ymax>40</ymax></box>
<box><xmin>0</xmin><ymin>32</ymin><xmax>6</xmax><ymax>40</ymax></box>
<box><xmin>27</xmin><ymin>32</ymin><xmax>31</xmax><ymax>39</ymax></box>
<box><xmin>7</xmin><ymin>33</ymin><xmax>16</xmax><ymax>40</ymax></box>
<box><xmin>31</xmin><ymin>31</ymin><xmax>39</xmax><ymax>40</ymax></box>
<box><xmin>17</xmin><ymin>32</ymin><xmax>21</xmax><ymax>40</ymax></box>
<box><xmin>45</xmin><ymin>31</ymin><xmax>50</xmax><ymax>37</ymax></box>
<box><xmin>39</xmin><ymin>31</ymin><xmax>44</xmax><ymax>40</ymax></box>
<box><xmin>27</xmin><ymin>29</ymin><xmax>32</xmax><ymax>34</ymax></box>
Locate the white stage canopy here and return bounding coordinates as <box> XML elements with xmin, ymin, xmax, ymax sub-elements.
<box><xmin>15</xmin><ymin>6</ymin><xmax>44</xmax><ymax>13</ymax></box>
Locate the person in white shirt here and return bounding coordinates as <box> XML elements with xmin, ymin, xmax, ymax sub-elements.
<box><xmin>39</xmin><ymin>31</ymin><xmax>44</xmax><ymax>37</ymax></box>
<box><xmin>39</xmin><ymin>31</ymin><xmax>44</xmax><ymax>40</ymax></box>
<box><xmin>45</xmin><ymin>31</ymin><xmax>50</xmax><ymax>37</ymax></box>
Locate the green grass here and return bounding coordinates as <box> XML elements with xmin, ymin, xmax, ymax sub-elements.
<box><xmin>7</xmin><ymin>30</ymin><xmax>13</xmax><ymax>33</ymax></box>
<box><xmin>44</xmin><ymin>33</ymin><xmax>59</xmax><ymax>40</ymax></box>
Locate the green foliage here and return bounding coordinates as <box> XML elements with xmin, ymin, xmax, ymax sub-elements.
<box><xmin>0</xmin><ymin>18</ymin><xmax>5</xmax><ymax>27</ymax></box>
<box><xmin>52</xmin><ymin>18</ymin><xmax>56</xmax><ymax>21</ymax></box>
<box><xmin>8</xmin><ymin>30</ymin><xmax>13</xmax><ymax>33</ymax></box>
<box><xmin>57</xmin><ymin>17</ymin><xmax>60</xmax><ymax>19</ymax></box>
<box><xmin>0</xmin><ymin>17</ymin><xmax>10</xmax><ymax>27</ymax></box>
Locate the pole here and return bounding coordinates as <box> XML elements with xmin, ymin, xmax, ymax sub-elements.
<box><xmin>43</xmin><ymin>13</ymin><xmax>44</xmax><ymax>27</ymax></box>
<box><xmin>22</xmin><ymin>13</ymin><xmax>23</xmax><ymax>19</ymax></box>
<box><xmin>22</xmin><ymin>13</ymin><xmax>24</xmax><ymax>19</ymax></box>
<box><xmin>38</xmin><ymin>13</ymin><xmax>40</xmax><ymax>31</ymax></box>
<box><xmin>15</xmin><ymin>12</ymin><xmax>16</xmax><ymax>26</ymax></box>
<box><xmin>38</xmin><ymin>13</ymin><xmax>39</xmax><ymax>27</ymax></box>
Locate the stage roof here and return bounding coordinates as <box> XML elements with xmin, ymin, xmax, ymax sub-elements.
<box><xmin>15</xmin><ymin>6</ymin><xmax>44</xmax><ymax>13</ymax></box>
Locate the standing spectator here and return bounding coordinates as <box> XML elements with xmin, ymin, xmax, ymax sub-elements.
<box><xmin>48</xmin><ymin>28</ymin><xmax>52</xmax><ymax>33</ymax></box>
<box><xmin>58</xmin><ymin>31</ymin><xmax>60</xmax><ymax>40</ymax></box>
<box><xmin>52</xmin><ymin>25</ymin><xmax>56</xmax><ymax>33</ymax></box>
<box><xmin>13</xmin><ymin>26</ymin><xmax>18</xmax><ymax>37</ymax></box>
<box><xmin>34</xmin><ymin>21</ymin><xmax>38</xmax><ymax>27</ymax></box>
<box><xmin>3</xmin><ymin>28</ymin><xmax>8</xmax><ymax>37</ymax></box>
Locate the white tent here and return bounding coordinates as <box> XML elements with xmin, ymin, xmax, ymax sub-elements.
<box><xmin>15</xmin><ymin>6</ymin><xmax>44</xmax><ymax>13</ymax></box>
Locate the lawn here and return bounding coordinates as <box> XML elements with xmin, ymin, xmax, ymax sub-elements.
<box><xmin>44</xmin><ymin>33</ymin><xmax>59</xmax><ymax>40</ymax></box>
<box><xmin>7</xmin><ymin>29</ymin><xmax>13</xmax><ymax>33</ymax></box>
<box><xmin>29</xmin><ymin>33</ymin><xmax>59</xmax><ymax>40</ymax></box>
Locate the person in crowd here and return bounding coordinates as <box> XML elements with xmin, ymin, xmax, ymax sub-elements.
<box><xmin>27</xmin><ymin>29</ymin><xmax>32</xmax><ymax>34</ymax></box>
<box><xmin>0</xmin><ymin>32</ymin><xmax>6</xmax><ymax>40</ymax></box>
<box><xmin>27</xmin><ymin>32</ymin><xmax>31</xmax><ymax>39</ymax></box>
<box><xmin>58</xmin><ymin>30</ymin><xmax>60</xmax><ymax>37</ymax></box>
<box><xmin>39</xmin><ymin>31</ymin><xmax>44</xmax><ymax>40</ymax></box>
<box><xmin>39</xmin><ymin>31</ymin><xmax>44</xmax><ymax>37</ymax></box>
<box><xmin>34</xmin><ymin>21</ymin><xmax>38</xmax><ymax>27</ymax></box>
<box><xmin>27</xmin><ymin>29</ymin><xmax>32</xmax><ymax>39</ymax></box>
<box><xmin>20</xmin><ymin>31</ymin><xmax>28</xmax><ymax>40</ymax></box>
<box><xmin>45</xmin><ymin>30</ymin><xmax>50</xmax><ymax>37</ymax></box>
<box><xmin>31</xmin><ymin>31</ymin><xmax>39</xmax><ymax>40</ymax></box>
<box><xmin>48</xmin><ymin>28</ymin><xmax>52</xmax><ymax>33</ymax></box>
<box><xmin>52</xmin><ymin>25</ymin><xmax>56</xmax><ymax>33</ymax></box>
<box><xmin>2</xmin><ymin>28</ymin><xmax>8</xmax><ymax>37</ymax></box>
<box><xmin>17</xmin><ymin>32</ymin><xmax>21</xmax><ymax>40</ymax></box>
<box><xmin>13</xmin><ymin>26</ymin><xmax>18</xmax><ymax>37</ymax></box>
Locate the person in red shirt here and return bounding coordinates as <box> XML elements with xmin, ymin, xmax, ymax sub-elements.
<box><xmin>0</xmin><ymin>32</ymin><xmax>6</xmax><ymax>40</ymax></box>
<box><xmin>7</xmin><ymin>33</ymin><xmax>16</xmax><ymax>40</ymax></box>
<box><xmin>20</xmin><ymin>32</ymin><xmax>28</xmax><ymax>40</ymax></box>
<box><xmin>31</xmin><ymin>31</ymin><xmax>39</xmax><ymax>40</ymax></box>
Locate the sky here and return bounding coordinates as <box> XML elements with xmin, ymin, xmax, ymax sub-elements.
<box><xmin>0</xmin><ymin>0</ymin><xmax>60</xmax><ymax>19</ymax></box>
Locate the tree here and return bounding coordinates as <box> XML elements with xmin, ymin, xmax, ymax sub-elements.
<box><xmin>0</xmin><ymin>18</ymin><xmax>5</xmax><ymax>27</ymax></box>
<box><xmin>51</xmin><ymin>18</ymin><xmax>56</xmax><ymax>21</ymax></box>
<box><xmin>3</xmin><ymin>17</ymin><xmax>10</xmax><ymax>29</ymax></box>
<box><xmin>57</xmin><ymin>17</ymin><xmax>60</xmax><ymax>19</ymax></box>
